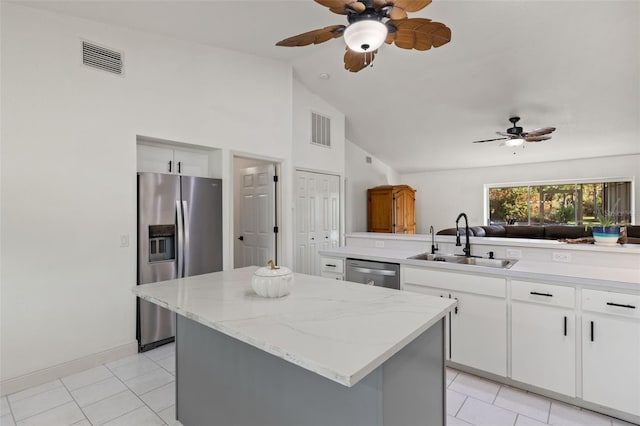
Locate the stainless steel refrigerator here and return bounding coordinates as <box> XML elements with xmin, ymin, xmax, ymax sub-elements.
<box><xmin>137</xmin><ymin>172</ymin><xmax>222</xmax><ymax>352</ymax></box>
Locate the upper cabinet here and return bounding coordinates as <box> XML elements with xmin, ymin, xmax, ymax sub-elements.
<box><xmin>367</xmin><ymin>185</ymin><xmax>416</xmax><ymax>234</ymax></box>
<box><xmin>137</xmin><ymin>141</ymin><xmax>211</xmax><ymax>177</ymax></box>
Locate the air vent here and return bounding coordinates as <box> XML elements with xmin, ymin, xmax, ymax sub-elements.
<box><xmin>82</xmin><ymin>41</ymin><xmax>123</xmax><ymax>75</ymax></box>
<box><xmin>311</xmin><ymin>112</ymin><xmax>331</xmax><ymax>147</ymax></box>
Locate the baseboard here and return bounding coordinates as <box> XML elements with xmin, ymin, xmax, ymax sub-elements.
<box><xmin>0</xmin><ymin>341</ymin><xmax>138</xmax><ymax>396</ymax></box>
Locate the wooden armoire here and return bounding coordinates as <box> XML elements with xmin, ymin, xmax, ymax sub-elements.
<box><xmin>367</xmin><ymin>185</ymin><xmax>416</xmax><ymax>234</ymax></box>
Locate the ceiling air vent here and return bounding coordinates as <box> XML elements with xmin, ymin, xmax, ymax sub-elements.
<box><xmin>82</xmin><ymin>40</ymin><xmax>123</xmax><ymax>75</ymax></box>
<box><xmin>311</xmin><ymin>112</ymin><xmax>331</xmax><ymax>147</ymax></box>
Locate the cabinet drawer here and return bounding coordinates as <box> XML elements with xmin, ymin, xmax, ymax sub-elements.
<box><xmin>511</xmin><ymin>280</ymin><xmax>575</xmax><ymax>308</ymax></box>
<box><xmin>320</xmin><ymin>257</ymin><xmax>344</xmax><ymax>274</ymax></box>
<box><xmin>403</xmin><ymin>267</ymin><xmax>505</xmax><ymax>298</ymax></box>
<box><xmin>582</xmin><ymin>289</ymin><xmax>640</xmax><ymax>319</ymax></box>
<box><xmin>321</xmin><ymin>271</ymin><xmax>344</xmax><ymax>281</ymax></box>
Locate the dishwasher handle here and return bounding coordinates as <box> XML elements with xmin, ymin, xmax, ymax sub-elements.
<box><xmin>350</xmin><ymin>266</ymin><xmax>397</xmax><ymax>276</ymax></box>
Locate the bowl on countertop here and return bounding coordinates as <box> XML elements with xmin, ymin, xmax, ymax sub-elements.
<box><xmin>252</xmin><ymin>261</ymin><xmax>294</xmax><ymax>298</ymax></box>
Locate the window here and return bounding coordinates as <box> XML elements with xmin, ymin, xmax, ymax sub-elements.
<box><xmin>486</xmin><ymin>179</ymin><xmax>633</xmax><ymax>225</ymax></box>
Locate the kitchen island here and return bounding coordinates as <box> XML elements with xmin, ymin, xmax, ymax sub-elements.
<box><xmin>133</xmin><ymin>266</ymin><xmax>456</xmax><ymax>426</ymax></box>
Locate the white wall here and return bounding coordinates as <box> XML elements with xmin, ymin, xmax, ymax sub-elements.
<box><xmin>0</xmin><ymin>4</ymin><xmax>294</xmax><ymax>385</ymax></box>
<box><xmin>401</xmin><ymin>154</ymin><xmax>640</xmax><ymax>233</ymax></box>
<box><xmin>345</xmin><ymin>140</ymin><xmax>400</xmax><ymax>233</ymax></box>
<box><xmin>292</xmin><ymin>78</ymin><xmax>345</xmax><ymax>175</ymax></box>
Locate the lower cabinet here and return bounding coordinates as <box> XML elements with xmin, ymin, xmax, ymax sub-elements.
<box><xmin>402</xmin><ymin>267</ymin><xmax>507</xmax><ymax>376</ymax></box>
<box><xmin>397</xmin><ymin>264</ymin><xmax>640</xmax><ymax>421</ymax></box>
<box><xmin>581</xmin><ymin>289</ymin><xmax>640</xmax><ymax>417</ymax></box>
<box><xmin>319</xmin><ymin>256</ymin><xmax>344</xmax><ymax>280</ymax></box>
<box><xmin>450</xmin><ymin>291</ymin><xmax>507</xmax><ymax>376</ymax></box>
<box><xmin>511</xmin><ymin>281</ymin><xmax>576</xmax><ymax>397</ymax></box>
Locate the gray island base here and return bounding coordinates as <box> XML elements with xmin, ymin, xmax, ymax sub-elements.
<box><xmin>176</xmin><ymin>314</ymin><xmax>445</xmax><ymax>426</ymax></box>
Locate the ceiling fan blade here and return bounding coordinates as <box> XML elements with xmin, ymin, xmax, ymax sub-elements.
<box><xmin>314</xmin><ymin>0</ymin><xmax>365</xmax><ymax>14</ymax></box>
<box><xmin>523</xmin><ymin>127</ymin><xmax>556</xmax><ymax>137</ymax></box>
<box><xmin>392</xmin><ymin>0</ymin><xmax>432</xmax><ymax>13</ymax></box>
<box><xmin>472</xmin><ymin>137</ymin><xmax>509</xmax><ymax>143</ymax></box>
<box><xmin>276</xmin><ymin>25</ymin><xmax>346</xmax><ymax>47</ymax></box>
<box><xmin>344</xmin><ymin>47</ymin><xmax>377</xmax><ymax>72</ymax></box>
<box><xmin>496</xmin><ymin>132</ymin><xmax>518</xmax><ymax>138</ymax></box>
<box><xmin>386</xmin><ymin>18</ymin><xmax>451</xmax><ymax>50</ymax></box>
<box><xmin>387</xmin><ymin>7</ymin><xmax>408</xmax><ymax>20</ymax></box>
<box><xmin>524</xmin><ymin>135</ymin><xmax>552</xmax><ymax>142</ymax></box>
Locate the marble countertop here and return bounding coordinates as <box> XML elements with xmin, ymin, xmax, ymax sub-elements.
<box><xmin>133</xmin><ymin>267</ymin><xmax>455</xmax><ymax>387</ymax></box>
<box><xmin>320</xmin><ymin>247</ymin><xmax>640</xmax><ymax>291</ymax></box>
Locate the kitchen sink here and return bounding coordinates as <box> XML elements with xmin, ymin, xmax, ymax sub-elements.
<box><xmin>407</xmin><ymin>253</ymin><xmax>517</xmax><ymax>269</ymax></box>
<box><xmin>407</xmin><ymin>253</ymin><xmax>459</xmax><ymax>262</ymax></box>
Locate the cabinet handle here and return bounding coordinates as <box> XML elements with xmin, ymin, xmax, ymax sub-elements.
<box><xmin>563</xmin><ymin>316</ymin><xmax>567</xmax><ymax>336</ymax></box>
<box><xmin>530</xmin><ymin>291</ymin><xmax>553</xmax><ymax>297</ymax></box>
<box><xmin>590</xmin><ymin>321</ymin><xmax>594</xmax><ymax>342</ymax></box>
<box><xmin>454</xmin><ymin>297</ymin><xmax>458</xmax><ymax>315</ymax></box>
<box><xmin>178</xmin><ymin>161</ymin><xmax>182</xmax><ymax>173</ymax></box>
<box><xmin>606</xmin><ymin>302</ymin><xmax>636</xmax><ymax>309</ymax></box>
<box><xmin>325</xmin><ymin>264</ymin><xmax>336</xmax><ymax>268</ymax></box>
<box><xmin>168</xmin><ymin>161</ymin><xmax>172</xmax><ymax>173</ymax></box>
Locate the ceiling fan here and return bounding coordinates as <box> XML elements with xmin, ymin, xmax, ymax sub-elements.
<box><xmin>275</xmin><ymin>0</ymin><xmax>451</xmax><ymax>72</ymax></box>
<box><xmin>472</xmin><ymin>117</ymin><xmax>556</xmax><ymax>147</ymax></box>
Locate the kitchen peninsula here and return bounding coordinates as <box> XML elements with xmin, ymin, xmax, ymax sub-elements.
<box><xmin>133</xmin><ymin>267</ymin><xmax>456</xmax><ymax>426</ymax></box>
<box><xmin>319</xmin><ymin>232</ymin><xmax>640</xmax><ymax>424</ymax></box>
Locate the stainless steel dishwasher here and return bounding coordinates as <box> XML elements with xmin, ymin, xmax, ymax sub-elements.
<box><xmin>345</xmin><ymin>258</ymin><xmax>400</xmax><ymax>290</ymax></box>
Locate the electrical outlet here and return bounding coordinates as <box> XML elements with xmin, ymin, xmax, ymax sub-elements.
<box><xmin>552</xmin><ymin>252</ymin><xmax>572</xmax><ymax>263</ymax></box>
<box><xmin>375</xmin><ymin>240</ymin><xmax>385</xmax><ymax>248</ymax></box>
<box><xmin>506</xmin><ymin>249</ymin><xmax>522</xmax><ymax>259</ymax></box>
<box><xmin>120</xmin><ymin>234</ymin><xmax>130</xmax><ymax>248</ymax></box>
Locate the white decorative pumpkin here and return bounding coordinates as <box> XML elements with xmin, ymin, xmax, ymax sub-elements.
<box><xmin>252</xmin><ymin>261</ymin><xmax>294</xmax><ymax>298</ymax></box>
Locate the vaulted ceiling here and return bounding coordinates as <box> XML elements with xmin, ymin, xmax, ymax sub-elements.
<box><xmin>16</xmin><ymin>0</ymin><xmax>640</xmax><ymax>172</ymax></box>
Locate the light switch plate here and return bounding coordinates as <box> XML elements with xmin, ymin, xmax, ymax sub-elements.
<box><xmin>375</xmin><ymin>240</ymin><xmax>385</xmax><ymax>248</ymax></box>
<box><xmin>120</xmin><ymin>234</ymin><xmax>130</xmax><ymax>247</ymax></box>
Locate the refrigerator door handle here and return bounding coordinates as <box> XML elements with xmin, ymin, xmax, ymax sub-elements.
<box><xmin>176</xmin><ymin>200</ymin><xmax>184</xmax><ymax>278</ymax></box>
<box><xmin>182</xmin><ymin>200</ymin><xmax>190</xmax><ymax>277</ymax></box>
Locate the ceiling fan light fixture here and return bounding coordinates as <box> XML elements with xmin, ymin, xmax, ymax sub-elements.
<box><xmin>504</xmin><ymin>138</ymin><xmax>524</xmax><ymax>147</ymax></box>
<box><xmin>344</xmin><ymin>20</ymin><xmax>388</xmax><ymax>53</ymax></box>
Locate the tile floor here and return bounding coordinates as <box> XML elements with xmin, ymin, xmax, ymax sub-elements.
<box><xmin>1</xmin><ymin>344</ymin><xmax>637</xmax><ymax>426</ymax></box>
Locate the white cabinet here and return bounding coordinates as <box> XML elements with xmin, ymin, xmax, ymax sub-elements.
<box><xmin>450</xmin><ymin>290</ymin><xmax>507</xmax><ymax>376</ymax></box>
<box><xmin>137</xmin><ymin>143</ymin><xmax>209</xmax><ymax>177</ymax></box>
<box><xmin>511</xmin><ymin>280</ymin><xmax>576</xmax><ymax>397</ymax></box>
<box><xmin>320</xmin><ymin>256</ymin><xmax>344</xmax><ymax>280</ymax></box>
<box><xmin>402</xmin><ymin>267</ymin><xmax>507</xmax><ymax>376</ymax></box>
<box><xmin>582</xmin><ymin>289</ymin><xmax>640</xmax><ymax>416</ymax></box>
<box><xmin>402</xmin><ymin>278</ymin><xmax>451</xmax><ymax>360</ymax></box>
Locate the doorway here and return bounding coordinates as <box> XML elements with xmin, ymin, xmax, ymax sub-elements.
<box><xmin>233</xmin><ymin>156</ymin><xmax>280</xmax><ymax>268</ymax></box>
<box><xmin>294</xmin><ymin>170</ymin><xmax>340</xmax><ymax>275</ymax></box>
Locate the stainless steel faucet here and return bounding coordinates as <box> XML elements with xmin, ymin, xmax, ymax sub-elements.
<box><xmin>429</xmin><ymin>225</ymin><xmax>439</xmax><ymax>254</ymax></box>
<box><xmin>455</xmin><ymin>212</ymin><xmax>472</xmax><ymax>257</ymax></box>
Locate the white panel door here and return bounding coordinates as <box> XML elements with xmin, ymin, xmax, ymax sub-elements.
<box><xmin>582</xmin><ymin>314</ymin><xmax>640</xmax><ymax>416</ymax></box>
<box><xmin>450</xmin><ymin>291</ymin><xmax>507</xmax><ymax>376</ymax></box>
<box><xmin>238</xmin><ymin>165</ymin><xmax>275</xmax><ymax>268</ymax></box>
<box><xmin>512</xmin><ymin>302</ymin><xmax>576</xmax><ymax>396</ymax></box>
<box><xmin>294</xmin><ymin>170</ymin><xmax>340</xmax><ymax>275</ymax></box>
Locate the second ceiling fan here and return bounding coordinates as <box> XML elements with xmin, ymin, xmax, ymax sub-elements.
<box><xmin>275</xmin><ymin>0</ymin><xmax>452</xmax><ymax>72</ymax></box>
<box><xmin>472</xmin><ymin>117</ymin><xmax>557</xmax><ymax>147</ymax></box>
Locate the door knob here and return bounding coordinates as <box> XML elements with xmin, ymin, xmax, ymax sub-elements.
<box><xmin>238</xmin><ymin>236</ymin><xmax>244</xmax><ymax>241</ymax></box>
